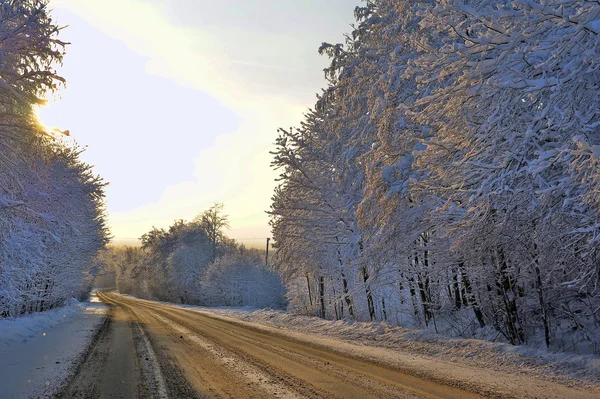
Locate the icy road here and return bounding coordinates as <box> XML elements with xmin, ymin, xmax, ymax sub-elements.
<box><xmin>56</xmin><ymin>292</ymin><xmax>599</xmax><ymax>399</ymax></box>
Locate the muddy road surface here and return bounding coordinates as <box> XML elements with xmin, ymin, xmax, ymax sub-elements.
<box><xmin>57</xmin><ymin>292</ymin><xmax>588</xmax><ymax>399</ymax></box>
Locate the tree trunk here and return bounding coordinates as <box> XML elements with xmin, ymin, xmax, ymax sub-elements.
<box><xmin>452</xmin><ymin>267</ymin><xmax>462</xmax><ymax>310</ymax></box>
<box><xmin>408</xmin><ymin>277</ymin><xmax>421</xmax><ymax>325</ymax></box>
<box><xmin>337</xmin><ymin>245</ymin><xmax>354</xmax><ymax>320</ymax></box>
<box><xmin>534</xmin><ymin>263</ymin><xmax>551</xmax><ymax>348</ymax></box>
<box><xmin>319</xmin><ymin>276</ymin><xmax>326</xmax><ymax>319</ymax></box>
<box><xmin>460</xmin><ymin>263</ymin><xmax>485</xmax><ymax>328</ymax></box>
<box><xmin>416</xmin><ymin>273</ymin><xmax>431</xmax><ymax>325</ymax></box>
<box><xmin>306</xmin><ymin>274</ymin><xmax>313</xmax><ymax>308</ymax></box>
<box><xmin>341</xmin><ymin>271</ymin><xmax>355</xmax><ymax>320</ymax></box>
<box><xmin>362</xmin><ymin>266</ymin><xmax>375</xmax><ymax>321</ymax></box>
<box><xmin>495</xmin><ymin>247</ymin><xmax>525</xmax><ymax>345</ymax></box>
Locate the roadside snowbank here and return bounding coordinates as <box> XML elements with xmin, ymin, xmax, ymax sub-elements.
<box><xmin>0</xmin><ymin>298</ymin><xmax>86</xmax><ymax>355</ymax></box>
<box><xmin>0</xmin><ymin>290</ymin><xmax>108</xmax><ymax>398</ymax></box>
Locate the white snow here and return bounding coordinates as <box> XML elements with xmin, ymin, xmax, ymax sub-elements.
<box><xmin>0</xmin><ymin>291</ymin><xmax>108</xmax><ymax>398</ymax></box>
<box><xmin>1</xmin><ymin>298</ymin><xmax>83</xmax><ymax>354</ymax></box>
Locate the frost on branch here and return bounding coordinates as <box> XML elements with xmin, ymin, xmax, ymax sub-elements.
<box><xmin>270</xmin><ymin>0</ymin><xmax>600</xmax><ymax>354</ymax></box>
<box><xmin>0</xmin><ymin>1</ymin><xmax>108</xmax><ymax>319</ymax></box>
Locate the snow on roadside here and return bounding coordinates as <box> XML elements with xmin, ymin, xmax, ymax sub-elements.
<box><xmin>1</xmin><ymin>298</ymin><xmax>83</xmax><ymax>355</ymax></box>
<box><xmin>175</xmin><ymin>305</ymin><xmax>600</xmax><ymax>385</ymax></box>
<box><xmin>0</xmin><ymin>290</ymin><xmax>108</xmax><ymax>398</ymax></box>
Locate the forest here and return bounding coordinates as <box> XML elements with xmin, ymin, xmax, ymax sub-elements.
<box><xmin>270</xmin><ymin>0</ymin><xmax>600</xmax><ymax>353</ymax></box>
<box><xmin>0</xmin><ymin>1</ymin><xmax>109</xmax><ymax>319</ymax></box>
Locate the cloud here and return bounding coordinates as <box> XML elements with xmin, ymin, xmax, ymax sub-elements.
<box><xmin>48</xmin><ymin>0</ymin><xmax>324</xmax><ymax>241</ymax></box>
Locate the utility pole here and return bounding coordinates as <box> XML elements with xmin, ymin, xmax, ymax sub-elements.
<box><xmin>265</xmin><ymin>237</ymin><xmax>271</xmax><ymax>267</ymax></box>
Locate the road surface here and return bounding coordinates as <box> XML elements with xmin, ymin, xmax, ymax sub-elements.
<box><xmin>58</xmin><ymin>292</ymin><xmax>486</xmax><ymax>399</ymax></box>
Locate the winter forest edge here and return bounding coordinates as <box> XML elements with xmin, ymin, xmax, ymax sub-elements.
<box><xmin>269</xmin><ymin>0</ymin><xmax>600</xmax><ymax>354</ymax></box>
<box><xmin>0</xmin><ymin>1</ymin><xmax>109</xmax><ymax>319</ymax></box>
<box><xmin>2</xmin><ymin>0</ymin><xmax>600</xmax><ymax>357</ymax></box>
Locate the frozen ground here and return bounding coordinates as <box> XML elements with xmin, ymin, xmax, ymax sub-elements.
<box><xmin>0</xmin><ymin>291</ymin><xmax>108</xmax><ymax>398</ymax></box>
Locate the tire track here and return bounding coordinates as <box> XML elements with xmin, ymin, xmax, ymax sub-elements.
<box><xmin>121</xmin><ymin>297</ymin><xmax>276</xmax><ymax>398</ymax></box>
<box><xmin>58</xmin><ymin>295</ymin><xmax>195</xmax><ymax>399</ymax></box>
<box><xmin>148</xmin><ymin>309</ymin><xmax>306</xmax><ymax>399</ymax></box>
<box><xmin>127</xmin><ymin>295</ymin><xmax>470</xmax><ymax>399</ymax></box>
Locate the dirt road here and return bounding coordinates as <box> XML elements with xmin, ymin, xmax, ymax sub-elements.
<box><xmin>57</xmin><ymin>292</ymin><xmax>595</xmax><ymax>399</ymax></box>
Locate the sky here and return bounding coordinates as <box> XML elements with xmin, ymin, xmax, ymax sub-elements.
<box><xmin>38</xmin><ymin>0</ymin><xmax>359</xmax><ymax>246</ymax></box>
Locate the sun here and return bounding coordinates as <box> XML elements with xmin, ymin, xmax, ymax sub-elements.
<box><xmin>33</xmin><ymin>103</ymin><xmax>70</xmax><ymax>136</ymax></box>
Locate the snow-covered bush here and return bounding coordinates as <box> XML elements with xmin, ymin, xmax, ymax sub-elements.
<box><xmin>201</xmin><ymin>248</ymin><xmax>286</xmax><ymax>308</ymax></box>
<box><xmin>114</xmin><ymin>204</ymin><xmax>285</xmax><ymax>309</ymax></box>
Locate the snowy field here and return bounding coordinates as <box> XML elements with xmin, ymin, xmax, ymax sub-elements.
<box><xmin>0</xmin><ymin>291</ymin><xmax>108</xmax><ymax>398</ymax></box>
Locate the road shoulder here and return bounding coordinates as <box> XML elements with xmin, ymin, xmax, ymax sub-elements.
<box><xmin>0</xmin><ymin>296</ymin><xmax>108</xmax><ymax>398</ymax></box>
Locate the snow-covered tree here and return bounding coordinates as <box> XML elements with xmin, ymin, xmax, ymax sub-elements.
<box><xmin>0</xmin><ymin>1</ymin><xmax>109</xmax><ymax>318</ymax></box>
<box><xmin>202</xmin><ymin>247</ymin><xmax>286</xmax><ymax>308</ymax></box>
<box><xmin>118</xmin><ymin>204</ymin><xmax>285</xmax><ymax>308</ymax></box>
<box><xmin>270</xmin><ymin>0</ymin><xmax>600</xmax><ymax>353</ymax></box>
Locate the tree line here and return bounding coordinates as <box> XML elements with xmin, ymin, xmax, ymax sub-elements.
<box><xmin>0</xmin><ymin>1</ymin><xmax>109</xmax><ymax>318</ymax></box>
<box><xmin>270</xmin><ymin>0</ymin><xmax>600</xmax><ymax>352</ymax></box>
<box><xmin>100</xmin><ymin>203</ymin><xmax>286</xmax><ymax>309</ymax></box>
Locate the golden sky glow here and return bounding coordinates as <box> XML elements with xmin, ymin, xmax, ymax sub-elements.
<box><xmin>38</xmin><ymin>0</ymin><xmax>356</xmax><ymax>246</ymax></box>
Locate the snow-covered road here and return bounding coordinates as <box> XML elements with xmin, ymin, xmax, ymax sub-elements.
<box><xmin>58</xmin><ymin>292</ymin><xmax>472</xmax><ymax>398</ymax></box>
